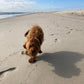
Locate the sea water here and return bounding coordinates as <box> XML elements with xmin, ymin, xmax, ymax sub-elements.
<box><xmin>0</xmin><ymin>12</ymin><xmax>29</xmax><ymax>19</ymax></box>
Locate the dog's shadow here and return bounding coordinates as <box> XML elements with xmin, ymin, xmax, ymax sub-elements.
<box><xmin>38</xmin><ymin>51</ymin><xmax>84</xmax><ymax>78</ymax></box>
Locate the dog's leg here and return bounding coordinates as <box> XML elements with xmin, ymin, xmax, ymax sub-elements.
<box><xmin>23</xmin><ymin>42</ymin><xmax>26</xmax><ymax>49</ymax></box>
<box><xmin>39</xmin><ymin>50</ymin><xmax>42</xmax><ymax>53</ymax></box>
<box><xmin>24</xmin><ymin>49</ymin><xmax>27</xmax><ymax>54</ymax></box>
<box><xmin>29</xmin><ymin>56</ymin><xmax>36</xmax><ymax>63</ymax></box>
<box><xmin>24</xmin><ymin>30</ymin><xmax>30</xmax><ymax>37</ymax></box>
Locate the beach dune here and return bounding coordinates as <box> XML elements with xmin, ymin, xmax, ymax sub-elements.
<box><xmin>0</xmin><ymin>10</ymin><xmax>84</xmax><ymax>84</ymax></box>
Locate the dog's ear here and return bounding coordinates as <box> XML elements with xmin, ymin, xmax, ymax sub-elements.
<box><xmin>37</xmin><ymin>37</ymin><xmax>42</xmax><ymax>45</ymax></box>
<box><xmin>24</xmin><ymin>30</ymin><xmax>30</xmax><ymax>37</ymax></box>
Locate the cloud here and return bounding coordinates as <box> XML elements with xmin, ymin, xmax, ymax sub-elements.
<box><xmin>0</xmin><ymin>0</ymin><xmax>36</xmax><ymax>12</ymax></box>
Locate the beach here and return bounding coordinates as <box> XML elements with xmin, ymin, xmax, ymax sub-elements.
<box><xmin>0</xmin><ymin>10</ymin><xmax>84</xmax><ymax>84</ymax></box>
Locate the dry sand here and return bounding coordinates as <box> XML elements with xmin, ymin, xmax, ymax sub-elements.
<box><xmin>0</xmin><ymin>10</ymin><xmax>84</xmax><ymax>84</ymax></box>
<box><xmin>55</xmin><ymin>9</ymin><xmax>84</xmax><ymax>16</ymax></box>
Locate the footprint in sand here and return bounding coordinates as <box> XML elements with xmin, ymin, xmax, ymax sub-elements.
<box><xmin>55</xmin><ymin>38</ymin><xmax>58</xmax><ymax>42</ymax></box>
<box><xmin>70</xmin><ymin>29</ymin><xmax>73</xmax><ymax>30</ymax></box>
<box><xmin>66</xmin><ymin>26</ymin><xmax>73</xmax><ymax>34</ymax></box>
<box><xmin>66</xmin><ymin>28</ymin><xmax>73</xmax><ymax>34</ymax></box>
<box><xmin>67</xmin><ymin>31</ymin><xmax>71</xmax><ymax>34</ymax></box>
<box><xmin>66</xmin><ymin>26</ymin><xmax>73</xmax><ymax>30</ymax></box>
<box><xmin>50</xmin><ymin>34</ymin><xmax>54</xmax><ymax>36</ymax></box>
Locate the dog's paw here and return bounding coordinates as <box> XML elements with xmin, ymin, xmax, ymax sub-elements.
<box><xmin>28</xmin><ymin>58</ymin><xmax>36</xmax><ymax>63</ymax></box>
<box><xmin>39</xmin><ymin>50</ymin><xmax>42</xmax><ymax>53</ymax></box>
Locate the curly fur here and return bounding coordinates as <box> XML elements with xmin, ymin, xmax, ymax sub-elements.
<box><xmin>23</xmin><ymin>25</ymin><xmax>44</xmax><ymax>63</ymax></box>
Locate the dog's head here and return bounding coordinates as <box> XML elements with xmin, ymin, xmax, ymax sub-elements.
<box><xmin>26</xmin><ymin>38</ymin><xmax>40</xmax><ymax>56</ymax></box>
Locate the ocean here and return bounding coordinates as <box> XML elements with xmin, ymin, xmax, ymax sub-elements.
<box><xmin>0</xmin><ymin>12</ymin><xmax>30</xmax><ymax>19</ymax></box>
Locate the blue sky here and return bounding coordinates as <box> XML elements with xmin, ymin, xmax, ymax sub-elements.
<box><xmin>0</xmin><ymin>0</ymin><xmax>84</xmax><ymax>12</ymax></box>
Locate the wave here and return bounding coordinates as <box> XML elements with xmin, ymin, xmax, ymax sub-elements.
<box><xmin>0</xmin><ymin>12</ymin><xmax>31</xmax><ymax>19</ymax></box>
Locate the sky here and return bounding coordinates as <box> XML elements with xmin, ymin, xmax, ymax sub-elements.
<box><xmin>0</xmin><ymin>0</ymin><xmax>84</xmax><ymax>12</ymax></box>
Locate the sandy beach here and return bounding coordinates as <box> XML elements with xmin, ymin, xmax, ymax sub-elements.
<box><xmin>0</xmin><ymin>10</ymin><xmax>84</xmax><ymax>84</ymax></box>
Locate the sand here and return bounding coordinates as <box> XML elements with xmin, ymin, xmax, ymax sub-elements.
<box><xmin>0</xmin><ymin>10</ymin><xmax>84</xmax><ymax>84</ymax></box>
<box><xmin>55</xmin><ymin>9</ymin><xmax>84</xmax><ymax>16</ymax></box>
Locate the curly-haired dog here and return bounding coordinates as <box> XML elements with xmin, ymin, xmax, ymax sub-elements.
<box><xmin>23</xmin><ymin>25</ymin><xmax>44</xmax><ymax>63</ymax></box>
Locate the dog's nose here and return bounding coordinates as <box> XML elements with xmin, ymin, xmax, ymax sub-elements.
<box><xmin>31</xmin><ymin>50</ymin><xmax>35</xmax><ymax>53</ymax></box>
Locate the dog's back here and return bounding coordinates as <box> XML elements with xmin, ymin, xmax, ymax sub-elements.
<box><xmin>27</xmin><ymin>25</ymin><xmax>44</xmax><ymax>45</ymax></box>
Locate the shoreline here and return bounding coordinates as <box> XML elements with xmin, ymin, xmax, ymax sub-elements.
<box><xmin>0</xmin><ymin>9</ymin><xmax>84</xmax><ymax>20</ymax></box>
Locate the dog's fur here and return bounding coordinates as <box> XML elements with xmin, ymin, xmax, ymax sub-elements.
<box><xmin>23</xmin><ymin>25</ymin><xmax>44</xmax><ymax>63</ymax></box>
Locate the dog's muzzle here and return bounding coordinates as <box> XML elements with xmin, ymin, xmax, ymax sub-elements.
<box><xmin>31</xmin><ymin>50</ymin><xmax>35</xmax><ymax>53</ymax></box>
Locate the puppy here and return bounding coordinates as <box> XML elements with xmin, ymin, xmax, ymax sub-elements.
<box><xmin>23</xmin><ymin>25</ymin><xmax>44</xmax><ymax>63</ymax></box>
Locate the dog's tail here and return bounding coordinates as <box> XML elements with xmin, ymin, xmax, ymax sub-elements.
<box><xmin>24</xmin><ymin>30</ymin><xmax>29</xmax><ymax>37</ymax></box>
